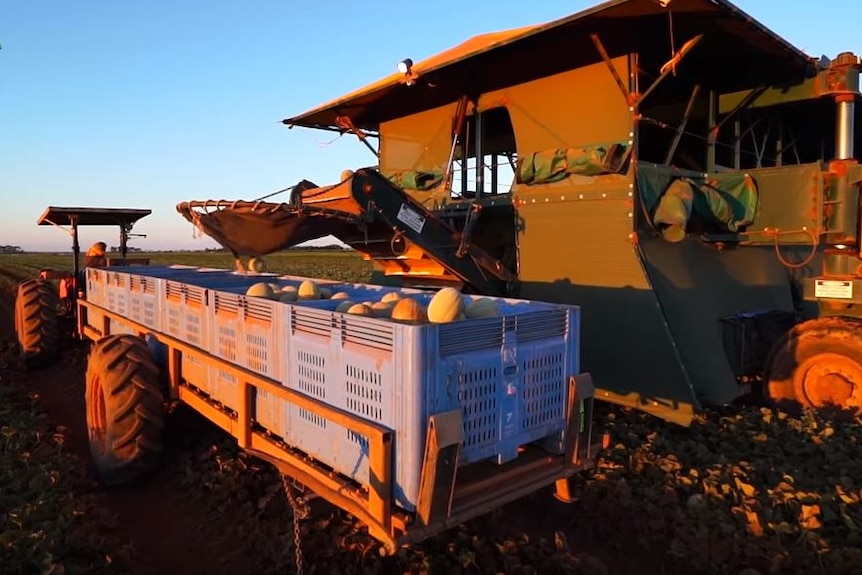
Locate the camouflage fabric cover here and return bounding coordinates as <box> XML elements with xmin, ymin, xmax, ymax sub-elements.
<box><xmin>516</xmin><ymin>143</ymin><xmax>628</xmax><ymax>184</ymax></box>
<box><xmin>386</xmin><ymin>168</ymin><xmax>444</xmax><ymax>191</ymax></box>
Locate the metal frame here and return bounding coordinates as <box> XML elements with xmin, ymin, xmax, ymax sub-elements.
<box><xmin>76</xmin><ymin>298</ymin><xmax>600</xmax><ymax>554</ymax></box>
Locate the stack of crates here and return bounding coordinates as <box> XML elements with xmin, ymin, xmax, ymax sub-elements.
<box><xmin>86</xmin><ymin>266</ymin><xmax>582</xmax><ymax>513</ymax></box>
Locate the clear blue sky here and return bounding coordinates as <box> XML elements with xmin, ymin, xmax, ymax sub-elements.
<box><xmin>0</xmin><ymin>0</ymin><xmax>857</xmax><ymax>251</ymax></box>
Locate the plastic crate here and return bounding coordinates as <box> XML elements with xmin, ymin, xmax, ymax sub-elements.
<box><xmin>104</xmin><ymin>270</ymin><xmax>130</xmax><ymax>318</ymax></box>
<box><xmin>127</xmin><ymin>274</ymin><xmax>161</xmax><ymax>330</ymax></box>
<box><xmin>162</xmin><ymin>280</ymin><xmax>208</xmax><ymax>350</ymax></box>
<box><xmin>209</xmin><ymin>290</ymin><xmax>283</xmax><ymax>379</ymax></box>
<box><xmin>275</xmin><ymin>294</ymin><xmax>579</xmax><ymax>512</ymax></box>
<box><xmin>84</xmin><ymin>268</ymin><xmax>107</xmax><ymax>308</ymax></box>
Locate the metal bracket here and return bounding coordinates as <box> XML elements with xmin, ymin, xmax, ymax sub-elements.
<box><xmin>415</xmin><ymin>409</ymin><xmax>464</xmax><ymax>526</ymax></box>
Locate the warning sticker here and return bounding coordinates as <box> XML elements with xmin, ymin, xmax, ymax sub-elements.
<box><xmin>814</xmin><ymin>279</ymin><xmax>853</xmax><ymax>299</ymax></box>
<box><xmin>396</xmin><ymin>204</ymin><xmax>426</xmax><ymax>234</ymax></box>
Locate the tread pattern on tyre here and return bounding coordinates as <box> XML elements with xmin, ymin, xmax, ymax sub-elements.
<box><xmin>15</xmin><ymin>279</ymin><xmax>60</xmax><ymax>363</ymax></box>
<box><xmin>86</xmin><ymin>333</ymin><xmax>165</xmax><ymax>486</ymax></box>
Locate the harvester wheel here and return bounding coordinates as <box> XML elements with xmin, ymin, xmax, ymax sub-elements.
<box><xmin>764</xmin><ymin>317</ymin><xmax>862</xmax><ymax>414</ymax></box>
<box><xmin>85</xmin><ymin>334</ymin><xmax>165</xmax><ymax>487</ymax></box>
<box><xmin>14</xmin><ymin>279</ymin><xmax>60</xmax><ymax>366</ymax></box>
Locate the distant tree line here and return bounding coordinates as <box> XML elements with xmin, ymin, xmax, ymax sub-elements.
<box><xmin>0</xmin><ymin>245</ymin><xmax>23</xmax><ymax>253</ymax></box>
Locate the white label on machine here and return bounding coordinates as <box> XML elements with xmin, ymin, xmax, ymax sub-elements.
<box><xmin>396</xmin><ymin>204</ymin><xmax>426</xmax><ymax>234</ymax></box>
<box><xmin>814</xmin><ymin>279</ymin><xmax>853</xmax><ymax>299</ymax></box>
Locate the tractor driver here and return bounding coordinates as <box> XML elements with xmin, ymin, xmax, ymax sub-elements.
<box><xmin>84</xmin><ymin>241</ymin><xmax>108</xmax><ymax>268</ymax></box>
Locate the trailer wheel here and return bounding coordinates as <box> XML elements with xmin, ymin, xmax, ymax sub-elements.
<box><xmin>765</xmin><ymin>317</ymin><xmax>862</xmax><ymax>413</ymax></box>
<box><xmin>14</xmin><ymin>279</ymin><xmax>60</xmax><ymax>365</ymax></box>
<box><xmin>85</xmin><ymin>334</ymin><xmax>165</xmax><ymax>486</ymax></box>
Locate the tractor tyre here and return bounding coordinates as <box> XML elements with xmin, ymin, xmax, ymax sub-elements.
<box><xmin>14</xmin><ymin>279</ymin><xmax>60</xmax><ymax>366</ymax></box>
<box><xmin>85</xmin><ymin>334</ymin><xmax>166</xmax><ymax>487</ymax></box>
<box><xmin>764</xmin><ymin>316</ymin><xmax>862</xmax><ymax>414</ymax></box>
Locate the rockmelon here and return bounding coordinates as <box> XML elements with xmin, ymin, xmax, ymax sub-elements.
<box><xmin>390</xmin><ymin>298</ymin><xmax>427</xmax><ymax>323</ymax></box>
<box><xmin>245</xmin><ymin>282</ymin><xmax>273</xmax><ymax>298</ymax></box>
<box><xmin>278</xmin><ymin>290</ymin><xmax>298</xmax><ymax>303</ymax></box>
<box><xmin>465</xmin><ymin>297</ymin><xmax>501</xmax><ymax>318</ymax></box>
<box><xmin>249</xmin><ymin>257</ymin><xmax>267</xmax><ymax>272</ymax></box>
<box><xmin>330</xmin><ymin>291</ymin><xmax>351</xmax><ymax>300</ymax></box>
<box><xmin>319</xmin><ymin>287</ymin><xmax>332</xmax><ymax>299</ymax></box>
<box><xmin>427</xmin><ymin>287</ymin><xmax>465</xmax><ymax>323</ymax></box>
<box><xmin>370</xmin><ymin>301</ymin><xmax>393</xmax><ymax>318</ymax></box>
<box><xmin>335</xmin><ymin>300</ymin><xmax>355</xmax><ymax>313</ymax></box>
<box><xmin>297</xmin><ymin>280</ymin><xmax>321</xmax><ymax>300</ymax></box>
<box><xmin>380</xmin><ymin>291</ymin><xmax>402</xmax><ymax>303</ymax></box>
<box><xmin>346</xmin><ymin>303</ymin><xmax>373</xmax><ymax>316</ymax></box>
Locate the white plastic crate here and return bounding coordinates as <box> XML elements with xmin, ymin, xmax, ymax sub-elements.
<box><xmin>274</xmin><ymin>295</ymin><xmax>579</xmax><ymax>512</ymax></box>
<box><xmin>85</xmin><ymin>268</ymin><xmax>107</xmax><ymax>308</ymax></box>
<box><xmin>209</xmin><ymin>290</ymin><xmax>283</xmax><ymax>385</ymax></box>
<box><xmin>127</xmin><ymin>274</ymin><xmax>161</xmax><ymax>330</ymax></box>
<box><xmin>162</xmin><ymin>280</ymin><xmax>208</xmax><ymax>350</ymax></box>
<box><xmin>104</xmin><ymin>271</ymin><xmax>130</xmax><ymax>318</ymax></box>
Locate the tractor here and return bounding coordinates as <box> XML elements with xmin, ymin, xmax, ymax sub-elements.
<box><xmin>14</xmin><ymin>206</ymin><xmax>150</xmax><ymax>364</ymax></box>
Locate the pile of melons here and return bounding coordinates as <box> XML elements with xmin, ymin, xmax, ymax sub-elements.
<box><xmin>245</xmin><ymin>281</ymin><xmax>501</xmax><ymax>324</ymax></box>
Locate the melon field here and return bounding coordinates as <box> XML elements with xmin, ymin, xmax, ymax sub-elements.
<box><xmin>1</xmin><ymin>250</ymin><xmax>861</xmax><ymax>575</ymax></box>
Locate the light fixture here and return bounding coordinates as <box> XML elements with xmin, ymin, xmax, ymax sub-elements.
<box><xmin>397</xmin><ymin>58</ymin><xmax>413</xmax><ymax>75</ymax></box>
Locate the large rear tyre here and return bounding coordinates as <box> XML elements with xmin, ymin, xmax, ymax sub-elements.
<box><xmin>85</xmin><ymin>334</ymin><xmax>166</xmax><ymax>487</ymax></box>
<box><xmin>764</xmin><ymin>317</ymin><xmax>862</xmax><ymax>414</ymax></box>
<box><xmin>14</xmin><ymin>279</ymin><xmax>60</xmax><ymax>366</ymax></box>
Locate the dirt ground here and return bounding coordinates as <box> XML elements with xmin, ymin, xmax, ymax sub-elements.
<box><xmin>0</xmin><ymin>295</ymin><xmax>274</xmax><ymax>575</ymax></box>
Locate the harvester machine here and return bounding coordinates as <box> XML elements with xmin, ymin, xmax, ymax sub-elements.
<box><xmin>180</xmin><ymin>0</ymin><xmax>862</xmax><ymax>426</ymax></box>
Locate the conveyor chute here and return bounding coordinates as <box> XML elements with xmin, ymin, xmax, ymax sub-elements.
<box><xmin>177</xmin><ymin>168</ymin><xmax>519</xmax><ymax>296</ymax></box>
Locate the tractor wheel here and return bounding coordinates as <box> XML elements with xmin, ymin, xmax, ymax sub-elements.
<box><xmin>14</xmin><ymin>279</ymin><xmax>60</xmax><ymax>366</ymax></box>
<box><xmin>85</xmin><ymin>334</ymin><xmax>166</xmax><ymax>487</ymax></box>
<box><xmin>764</xmin><ymin>317</ymin><xmax>862</xmax><ymax>414</ymax></box>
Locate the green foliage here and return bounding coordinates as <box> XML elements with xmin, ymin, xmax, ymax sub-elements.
<box><xmin>0</xmin><ymin>344</ymin><xmax>132</xmax><ymax>575</ymax></box>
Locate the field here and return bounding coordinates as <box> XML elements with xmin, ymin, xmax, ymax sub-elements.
<box><xmin>2</xmin><ymin>251</ymin><xmax>862</xmax><ymax>575</ymax></box>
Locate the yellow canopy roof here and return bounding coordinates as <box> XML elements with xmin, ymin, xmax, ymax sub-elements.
<box><xmin>282</xmin><ymin>0</ymin><xmax>813</xmax><ymax>132</ymax></box>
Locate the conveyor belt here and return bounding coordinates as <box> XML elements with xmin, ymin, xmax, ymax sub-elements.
<box><xmin>176</xmin><ymin>168</ymin><xmax>519</xmax><ymax>296</ymax></box>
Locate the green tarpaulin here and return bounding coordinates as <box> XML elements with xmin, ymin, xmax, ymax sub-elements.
<box><xmin>516</xmin><ymin>143</ymin><xmax>628</xmax><ymax>185</ymax></box>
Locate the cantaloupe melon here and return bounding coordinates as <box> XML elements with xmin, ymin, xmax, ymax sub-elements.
<box><xmin>390</xmin><ymin>298</ymin><xmax>427</xmax><ymax>323</ymax></box>
<box><xmin>319</xmin><ymin>287</ymin><xmax>332</xmax><ymax>299</ymax></box>
<box><xmin>427</xmin><ymin>287</ymin><xmax>465</xmax><ymax>323</ymax></box>
<box><xmin>335</xmin><ymin>300</ymin><xmax>355</xmax><ymax>313</ymax></box>
<box><xmin>246</xmin><ymin>282</ymin><xmax>273</xmax><ymax>298</ymax></box>
<box><xmin>380</xmin><ymin>291</ymin><xmax>402</xmax><ymax>303</ymax></box>
<box><xmin>249</xmin><ymin>257</ymin><xmax>267</xmax><ymax>272</ymax></box>
<box><xmin>279</xmin><ymin>290</ymin><xmax>298</xmax><ymax>303</ymax></box>
<box><xmin>330</xmin><ymin>291</ymin><xmax>351</xmax><ymax>300</ymax></box>
<box><xmin>465</xmin><ymin>297</ymin><xmax>500</xmax><ymax>318</ymax></box>
<box><xmin>297</xmin><ymin>280</ymin><xmax>320</xmax><ymax>300</ymax></box>
<box><xmin>346</xmin><ymin>303</ymin><xmax>373</xmax><ymax>316</ymax></box>
<box><xmin>370</xmin><ymin>301</ymin><xmax>393</xmax><ymax>318</ymax></box>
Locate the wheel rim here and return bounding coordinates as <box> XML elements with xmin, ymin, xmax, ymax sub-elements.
<box><xmin>794</xmin><ymin>352</ymin><xmax>862</xmax><ymax>410</ymax></box>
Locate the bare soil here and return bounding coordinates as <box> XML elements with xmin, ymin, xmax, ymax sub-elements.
<box><xmin>0</xmin><ymin>294</ymin><xmax>265</xmax><ymax>575</ymax></box>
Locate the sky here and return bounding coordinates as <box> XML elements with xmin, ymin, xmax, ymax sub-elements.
<box><xmin>0</xmin><ymin>0</ymin><xmax>858</xmax><ymax>252</ymax></box>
